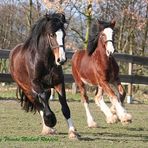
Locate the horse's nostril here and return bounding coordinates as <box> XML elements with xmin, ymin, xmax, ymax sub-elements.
<box><xmin>57</xmin><ymin>58</ymin><xmax>60</xmax><ymax>62</ymax></box>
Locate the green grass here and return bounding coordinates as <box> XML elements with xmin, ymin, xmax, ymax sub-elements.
<box><xmin>0</xmin><ymin>83</ymin><xmax>16</xmax><ymax>99</ymax></box>
<box><xmin>0</xmin><ymin>83</ymin><xmax>148</xmax><ymax>147</ymax></box>
<box><xmin>0</xmin><ymin>100</ymin><xmax>148</xmax><ymax>148</ymax></box>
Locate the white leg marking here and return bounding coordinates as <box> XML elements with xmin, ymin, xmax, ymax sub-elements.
<box><xmin>67</xmin><ymin>118</ymin><xmax>79</xmax><ymax>139</ymax></box>
<box><xmin>113</xmin><ymin>99</ymin><xmax>132</xmax><ymax>123</ymax></box>
<box><xmin>40</xmin><ymin>111</ymin><xmax>55</xmax><ymax>135</ymax></box>
<box><xmin>67</xmin><ymin>118</ymin><xmax>75</xmax><ymax>132</ymax></box>
<box><xmin>96</xmin><ymin>96</ymin><xmax>118</xmax><ymax>124</ymax></box>
<box><xmin>96</xmin><ymin>96</ymin><xmax>113</xmax><ymax>117</ymax></box>
<box><xmin>113</xmin><ymin>100</ymin><xmax>126</xmax><ymax>118</ymax></box>
<box><xmin>84</xmin><ymin>102</ymin><xmax>97</xmax><ymax>127</ymax></box>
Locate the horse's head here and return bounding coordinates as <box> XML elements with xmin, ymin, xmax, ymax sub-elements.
<box><xmin>45</xmin><ymin>13</ymin><xmax>67</xmax><ymax>65</ymax></box>
<box><xmin>98</xmin><ymin>20</ymin><xmax>116</xmax><ymax>56</ymax></box>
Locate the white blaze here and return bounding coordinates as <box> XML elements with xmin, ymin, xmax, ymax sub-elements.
<box><xmin>55</xmin><ymin>29</ymin><xmax>66</xmax><ymax>62</ymax></box>
<box><xmin>103</xmin><ymin>28</ymin><xmax>115</xmax><ymax>56</ymax></box>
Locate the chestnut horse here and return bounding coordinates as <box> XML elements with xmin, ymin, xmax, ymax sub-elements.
<box><xmin>72</xmin><ymin>20</ymin><xmax>132</xmax><ymax>127</ymax></box>
<box><xmin>9</xmin><ymin>13</ymin><xmax>78</xmax><ymax>139</ymax></box>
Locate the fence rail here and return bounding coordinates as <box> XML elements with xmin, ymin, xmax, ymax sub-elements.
<box><xmin>0</xmin><ymin>50</ymin><xmax>148</xmax><ymax>85</ymax></box>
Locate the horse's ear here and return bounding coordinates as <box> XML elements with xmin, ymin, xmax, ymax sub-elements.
<box><xmin>97</xmin><ymin>20</ymin><xmax>104</xmax><ymax>25</ymax></box>
<box><xmin>110</xmin><ymin>20</ymin><xmax>116</xmax><ymax>28</ymax></box>
<box><xmin>45</xmin><ymin>13</ymin><xmax>51</xmax><ymax>21</ymax></box>
<box><xmin>57</xmin><ymin>13</ymin><xmax>67</xmax><ymax>24</ymax></box>
<box><xmin>97</xmin><ymin>20</ymin><xmax>104</xmax><ymax>30</ymax></box>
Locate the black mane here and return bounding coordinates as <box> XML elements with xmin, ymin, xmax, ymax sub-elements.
<box><xmin>87</xmin><ymin>20</ymin><xmax>99</xmax><ymax>55</ymax></box>
<box><xmin>23</xmin><ymin>13</ymin><xmax>66</xmax><ymax>51</ymax></box>
<box><xmin>87</xmin><ymin>20</ymin><xmax>114</xmax><ymax>55</ymax></box>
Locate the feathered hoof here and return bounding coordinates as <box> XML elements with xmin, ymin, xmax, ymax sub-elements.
<box><xmin>88</xmin><ymin>121</ymin><xmax>98</xmax><ymax>128</ymax></box>
<box><xmin>106</xmin><ymin>114</ymin><xmax>119</xmax><ymax>124</ymax></box>
<box><xmin>68</xmin><ymin>130</ymin><xmax>80</xmax><ymax>140</ymax></box>
<box><xmin>41</xmin><ymin>128</ymin><xmax>56</xmax><ymax>136</ymax></box>
<box><xmin>120</xmin><ymin>113</ymin><xmax>132</xmax><ymax>125</ymax></box>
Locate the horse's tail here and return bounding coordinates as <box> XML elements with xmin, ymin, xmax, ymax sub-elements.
<box><xmin>16</xmin><ymin>86</ymin><xmax>36</xmax><ymax>113</ymax></box>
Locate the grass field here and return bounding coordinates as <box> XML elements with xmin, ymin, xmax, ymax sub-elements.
<box><xmin>0</xmin><ymin>98</ymin><xmax>148</xmax><ymax>148</ymax></box>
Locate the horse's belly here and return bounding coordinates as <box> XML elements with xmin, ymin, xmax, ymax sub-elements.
<box><xmin>72</xmin><ymin>51</ymin><xmax>98</xmax><ymax>86</ymax></box>
<box><xmin>80</xmin><ymin>77</ymin><xmax>96</xmax><ymax>86</ymax></box>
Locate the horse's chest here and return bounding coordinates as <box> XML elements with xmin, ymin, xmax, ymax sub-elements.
<box><xmin>42</xmin><ymin>66</ymin><xmax>63</xmax><ymax>87</ymax></box>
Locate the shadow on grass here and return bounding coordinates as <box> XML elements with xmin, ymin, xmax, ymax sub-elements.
<box><xmin>78</xmin><ymin>130</ymin><xmax>148</xmax><ymax>142</ymax></box>
<box><xmin>58</xmin><ymin>129</ymin><xmax>148</xmax><ymax>142</ymax></box>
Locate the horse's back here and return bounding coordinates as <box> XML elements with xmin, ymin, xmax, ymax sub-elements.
<box><xmin>9</xmin><ymin>43</ymin><xmax>31</xmax><ymax>89</ymax></box>
<box><xmin>9</xmin><ymin>43</ymin><xmax>23</xmax><ymax>64</ymax></box>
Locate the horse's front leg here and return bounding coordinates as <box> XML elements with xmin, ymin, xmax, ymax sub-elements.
<box><xmin>32</xmin><ymin>90</ymin><xmax>57</xmax><ymax>135</ymax></box>
<box><xmin>95</xmin><ymin>86</ymin><xmax>118</xmax><ymax>124</ymax></box>
<box><xmin>78</xmin><ymin>83</ymin><xmax>98</xmax><ymax>128</ymax></box>
<box><xmin>54</xmin><ymin>83</ymin><xmax>79</xmax><ymax>139</ymax></box>
<box><xmin>100</xmin><ymin>80</ymin><xmax>132</xmax><ymax>124</ymax></box>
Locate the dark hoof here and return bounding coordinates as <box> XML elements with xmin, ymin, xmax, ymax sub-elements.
<box><xmin>44</xmin><ymin>112</ymin><xmax>57</xmax><ymax>127</ymax></box>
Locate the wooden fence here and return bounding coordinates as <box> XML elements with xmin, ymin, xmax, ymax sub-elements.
<box><xmin>0</xmin><ymin>49</ymin><xmax>148</xmax><ymax>84</ymax></box>
<box><xmin>0</xmin><ymin>49</ymin><xmax>148</xmax><ymax>102</ymax></box>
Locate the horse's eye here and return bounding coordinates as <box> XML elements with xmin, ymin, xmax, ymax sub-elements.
<box><xmin>101</xmin><ymin>34</ymin><xmax>106</xmax><ymax>39</ymax></box>
<box><xmin>50</xmin><ymin>34</ymin><xmax>54</xmax><ymax>38</ymax></box>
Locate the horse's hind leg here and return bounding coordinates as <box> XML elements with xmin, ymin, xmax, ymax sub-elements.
<box><xmin>54</xmin><ymin>83</ymin><xmax>79</xmax><ymax>139</ymax></box>
<box><xmin>72</xmin><ymin>66</ymin><xmax>97</xmax><ymax>128</ymax></box>
<box><xmin>95</xmin><ymin>86</ymin><xmax>118</xmax><ymax>124</ymax></box>
<box><xmin>99</xmin><ymin>80</ymin><xmax>132</xmax><ymax>124</ymax></box>
<box><xmin>20</xmin><ymin>88</ymin><xmax>56</xmax><ymax>135</ymax></box>
<box><xmin>110</xmin><ymin>80</ymin><xmax>126</xmax><ymax>115</ymax></box>
<box><xmin>77</xmin><ymin>81</ymin><xmax>97</xmax><ymax>128</ymax></box>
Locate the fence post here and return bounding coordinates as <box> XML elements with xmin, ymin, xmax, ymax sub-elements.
<box><xmin>72</xmin><ymin>83</ymin><xmax>77</xmax><ymax>94</ymax></box>
<box><xmin>127</xmin><ymin>61</ymin><xmax>133</xmax><ymax>103</ymax></box>
<box><xmin>127</xmin><ymin>39</ymin><xmax>133</xmax><ymax>104</ymax></box>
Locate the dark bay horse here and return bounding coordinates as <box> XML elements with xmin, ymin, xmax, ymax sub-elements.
<box><xmin>9</xmin><ymin>13</ymin><xmax>78</xmax><ymax>139</ymax></box>
<box><xmin>72</xmin><ymin>20</ymin><xmax>132</xmax><ymax>127</ymax></box>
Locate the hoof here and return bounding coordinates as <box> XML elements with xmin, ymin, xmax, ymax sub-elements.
<box><xmin>120</xmin><ymin>113</ymin><xmax>132</xmax><ymax>125</ymax></box>
<box><xmin>88</xmin><ymin>121</ymin><xmax>98</xmax><ymax>128</ymax></box>
<box><xmin>68</xmin><ymin>130</ymin><xmax>80</xmax><ymax>139</ymax></box>
<box><xmin>41</xmin><ymin>128</ymin><xmax>56</xmax><ymax>135</ymax></box>
<box><xmin>106</xmin><ymin>114</ymin><xmax>119</xmax><ymax>124</ymax></box>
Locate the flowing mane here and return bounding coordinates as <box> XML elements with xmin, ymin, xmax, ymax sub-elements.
<box><xmin>23</xmin><ymin>13</ymin><xmax>66</xmax><ymax>51</ymax></box>
<box><xmin>87</xmin><ymin>20</ymin><xmax>99</xmax><ymax>55</ymax></box>
<box><xmin>87</xmin><ymin>20</ymin><xmax>115</xmax><ymax>55</ymax></box>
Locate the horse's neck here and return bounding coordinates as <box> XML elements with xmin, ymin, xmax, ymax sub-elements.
<box><xmin>92</xmin><ymin>39</ymin><xmax>106</xmax><ymax>59</ymax></box>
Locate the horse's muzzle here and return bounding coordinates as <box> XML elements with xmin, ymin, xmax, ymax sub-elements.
<box><xmin>57</xmin><ymin>57</ymin><xmax>67</xmax><ymax>65</ymax></box>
